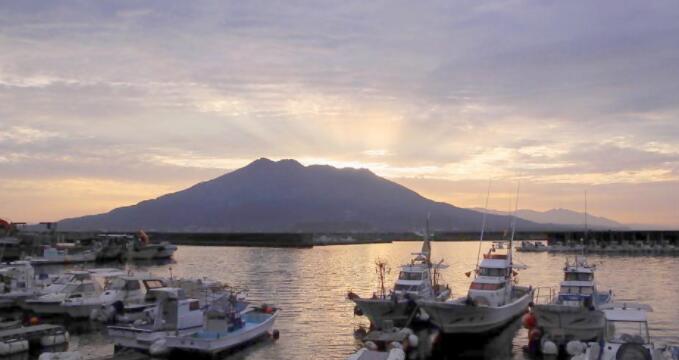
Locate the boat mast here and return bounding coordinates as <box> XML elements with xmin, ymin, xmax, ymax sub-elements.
<box><xmin>474</xmin><ymin>180</ymin><xmax>492</xmax><ymax>271</ymax></box>
<box><xmin>508</xmin><ymin>181</ymin><xmax>521</xmax><ymax>284</ymax></box>
<box><xmin>422</xmin><ymin>212</ymin><xmax>431</xmax><ymax>263</ymax></box>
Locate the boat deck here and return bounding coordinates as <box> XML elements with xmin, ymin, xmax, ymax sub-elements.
<box><xmin>0</xmin><ymin>324</ymin><xmax>66</xmax><ymax>342</ymax></box>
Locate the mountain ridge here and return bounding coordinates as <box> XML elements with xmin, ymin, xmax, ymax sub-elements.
<box><xmin>59</xmin><ymin>158</ymin><xmax>559</xmax><ymax>232</ymax></box>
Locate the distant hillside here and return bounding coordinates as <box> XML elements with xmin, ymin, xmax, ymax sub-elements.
<box><xmin>59</xmin><ymin>158</ymin><xmax>554</xmax><ymax>232</ymax></box>
<box><xmin>473</xmin><ymin>208</ymin><xmax>627</xmax><ymax>230</ymax></box>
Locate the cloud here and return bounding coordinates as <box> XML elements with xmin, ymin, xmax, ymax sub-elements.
<box><xmin>1</xmin><ymin>1</ymin><xmax>678</xmax><ymax>224</ymax></box>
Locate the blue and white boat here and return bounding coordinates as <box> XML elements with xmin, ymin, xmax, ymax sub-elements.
<box><xmin>165</xmin><ymin>295</ymin><xmax>279</xmax><ymax>356</ymax></box>
<box><xmin>533</xmin><ymin>256</ymin><xmax>614</xmax><ymax>345</ymax></box>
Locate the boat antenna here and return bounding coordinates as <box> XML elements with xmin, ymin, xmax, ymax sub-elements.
<box><xmin>509</xmin><ymin>180</ymin><xmax>521</xmax><ymax>267</ymax></box>
<box><xmin>422</xmin><ymin>212</ymin><xmax>432</xmax><ymax>263</ymax></box>
<box><xmin>475</xmin><ymin>179</ymin><xmax>492</xmax><ymax>271</ymax></box>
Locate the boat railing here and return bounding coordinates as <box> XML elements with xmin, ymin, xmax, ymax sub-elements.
<box><xmin>533</xmin><ymin>286</ymin><xmax>555</xmax><ymax>305</ymax></box>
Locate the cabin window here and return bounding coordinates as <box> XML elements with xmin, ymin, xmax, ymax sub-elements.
<box><xmin>470</xmin><ymin>282</ymin><xmax>505</xmax><ymax>290</ymax></box>
<box><xmin>478</xmin><ymin>267</ymin><xmax>506</xmax><ymax>277</ymax></box>
<box><xmin>398</xmin><ymin>272</ymin><xmax>423</xmax><ymax>280</ymax></box>
<box><xmin>144</xmin><ymin>280</ymin><xmax>165</xmax><ymax>289</ymax></box>
<box><xmin>189</xmin><ymin>300</ymin><xmax>200</xmax><ymax>311</ymax></box>
<box><xmin>564</xmin><ymin>273</ymin><xmax>593</xmax><ymax>281</ymax></box>
<box><xmin>579</xmin><ymin>286</ymin><xmax>593</xmax><ymax>295</ymax></box>
<box><xmin>394</xmin><ymin>284</ymin><xmax>418</xmax><ymax>292</ymax></box>
<box><xmin>105</xmin><ymin>278</ymin><xmax>126</xmax><ymax>290</ymax></box>
<box><xmin>605</xmin><ymin>320</ymin><xmax>649</xmax><ymax>344</ymax></box>
<box><xmin>125</xmin><ymin>281</ymin><xmax>141</xmax><ymax>291</ymax></box>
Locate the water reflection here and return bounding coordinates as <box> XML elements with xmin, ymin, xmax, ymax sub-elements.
<box><xmin>21</xmin><ymin>242</ymin><xmax>678</xmax><ymax>360</ymax></box>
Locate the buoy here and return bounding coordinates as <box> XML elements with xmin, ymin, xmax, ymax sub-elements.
<box><xmin>521</xmin><ymin>312</ymin><xmax>537</xmax><ymax>329</ymax></box>
<box><xmin>541</xmin><ymin>339</ymin><xmax>558</xmax><ymax>355</ymax></box>
<box><xmin>566</xmin><ymin>341</ymin><xmax>586</xmax><ymax>356</ymax></box>
<box><xmin>353</xmin><ymin>306</ymin><xmax>363</xmax><ymax>316</ymax></box>
<box><xmin>364</xmin><ymin>341</ymin><xmax>378</xmax><ymax>351</ymax></box>
<box><xmin>272</xmin><ymin>329</ymin><xmax>280</xmax><ymax>340</ymax></box>
<box><xmin>387</xmin><ymin>348</ymin><xmax>406</xmax><ymax>360</ymax></box>
<box><xmin>408</xmin><ymin>334</ymin><xmax>419</xmax><ymax>348</ymax></box>
<box><xmin>30</xmin><ymin>316</ymin><xmax>40</xmax><ymax>325</ymax></box>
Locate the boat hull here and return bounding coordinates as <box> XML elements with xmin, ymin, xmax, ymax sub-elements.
<box><xmin>166</xmin><ymin>310</ymin><xmax>279</xmax><ymax>355</ymax></box>
<box><xmin>23</xmin><ymin>300</ymin><xmax>66</xmax><ymax>315</ymax></box>
<box><xmin>532</xmin><ymin>304</ymin><xmax>605</xmax><ymax>343</ymax></box>
<box><xmin>108</xmin><ymin>325</ymin><xmax>202</xmax><ymax>352</ymax></box>
<box><xmin>352</xmin><ymin>298</ymin><xmax>417</xmax><ymax>329</ymax></box>
<box><xmin>418</xmin><ymin>287</ymin><xmax>533</xmax><ymax>334</ymax></box>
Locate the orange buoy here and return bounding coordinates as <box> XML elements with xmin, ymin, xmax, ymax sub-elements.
<box><xmin>522</xmin><ymin>312</ymin><xmax>537</xmax><ymax>329</ymax></box>
<box><xmin>29</xmin><ymin>316</ymin><xmax>40</xmax><ymax>325</ymax></box>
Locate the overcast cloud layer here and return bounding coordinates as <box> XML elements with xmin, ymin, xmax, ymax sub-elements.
<box><xmin>1</xmin><ymin>1</ymin><xmax>679</xmax><ymax>226</ymax></box>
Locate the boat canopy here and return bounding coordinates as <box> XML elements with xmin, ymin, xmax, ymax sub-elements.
<box><xmin>479</xmin><ymin>259</ymin><xmax>507</xmax><ymax>269</ymax></box>
<box><xmin>604</xmin><ymin>309</ymin><xmax>647</xmax><ymax>322</ymax></box>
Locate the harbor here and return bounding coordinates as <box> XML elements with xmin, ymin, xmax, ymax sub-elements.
<box><xmin>0</xmin><ymin>242</ymin><xmax>673</xmax><ymax>359</ymax></box>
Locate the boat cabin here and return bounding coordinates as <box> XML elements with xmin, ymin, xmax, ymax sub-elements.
<box><xmin>468</xmin><ymin>255</ymin><xmax>511</xmax><ymax>307</ymax></box>
<box><xmin>0</xmin><ymin>261</ymin><xmax>34</xmax><ymax>293</ymax></box>
<box><xmin>393</xmin><ymin>262</ymin><xmax>431</xmax><ymax>298</ymax></box>
<box><xmin>149</xmin><ymin>288</ymin><xmax>203</xmax><ymax>331</ymax></box>
<box><xmin>602</xmin><ymin>306</ymin><xmax>651</xmax><ymax>345</ymax></box>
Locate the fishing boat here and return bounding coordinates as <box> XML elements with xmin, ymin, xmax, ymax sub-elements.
<box><xmin>23</xmin><ymin>269</ymin><xmax>123</xmax><ymax>315</ymax></box>
<box><xmin>90</xmin><ymin>277</ymin><xmax>168</xmax><ymax>323</ymax></box>
<box><xmin>165</xmin><ymin>296</ymin><xmax>278</xmax><ymax>356</ymax></box>
<box><xmin>125</xmin><ymin>231</ymin><xmax>177</xmax><ymax>260</ymax></box>
<box><xmin>63</xmin><ymin>274</ymin><xmax>161</xmax><ymax>319</ymax></box>
<box><xmin>107</xmin><ymin>287</ymin><xmax>242</xmax><ymax>355</ymax></box>
<box><xmin>94</xmin><ymin>234</ymin><xmax>131</xmax><ymax>261</ymax></box>
<box><xmin>532</xmin><ymin>256</ymin><xmax>614</xmax><ymax>347</ymax></box>
<box><xmin>26</xmin><ymin>245</ymin><xmax>96</xmax><ymax>265</ymax></box>
<box><xmin>0</xmin><ymin>261</ymin><xmax>38</xmax><ymax>308</ymax></box>
<box><xmin>516</xmin><ymin>241</ymin><xmax>549</xmax><ymax>252</ymax></box>
<box><xmin>569</xmin><ymin>303</ymin><xmax>679</xmax><ymax>360</ymax></box>
<box><xmin>417</xmin><ymin>183</ymin><xmax>534</xmax><ymax>334</ymax></box>
<box><xmin>348</xmin><ymin>220</ymin><xmax>450</xmax><ymax>329</ymax></box>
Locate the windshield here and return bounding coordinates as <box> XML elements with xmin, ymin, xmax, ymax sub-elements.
<box><xmin>606</xmin><ymin>320</ymin><xmax>649</xmax><ymax>344</ymax></box>
<box><xmin>399</xmin><ymin>271</ymin><xmax>423</xmax><ymax>280</ymax></box>
<box><xmin>105</xmin><ymin>278</ymin><xmax>126</xmax><ymax>290</ymax></box>
<box><xmin>478</xmin><ymin>267</ymin><xmax>506</xmax><ymax>277</ymax></box>
<box><xmin>52</xmin><ymin>275</ymin><xmax>71</xmax><ymax>285</ymax></box>
<box><xmin>394</xmin><ymin>284</ymin><xmax>420</xmax><ymax>292</ymax></box>
<box><xmin>560</xmin><ymin>286</ymin><xmax>594</xmax><ymax>295</ymax></box>
<box><xmin>565</xmin><ymin>272</ymin><xmax>593</xmax><ymax>281</ymax></box>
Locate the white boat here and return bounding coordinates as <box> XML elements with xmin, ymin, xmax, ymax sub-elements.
<box><xmin>417</xmin><ymin>184</ymin><xmax>534</xmax><ymax>334</ymax></box>
<box><xmin>165</xmin><ymin>297</ymin><xmax>278</xmax><ymax>356</ymax></box>
<box><xmin>63</xmin><ymin>274</ymin><xmax>161</xmax><ymax>319</ymax></box>
<box><xmin>107</xmin><ymin>287</ymin><xmax>206</xmax><ymax>354</ymax></box>
<box><xmin>23</xmin><ymin>269</ymin><xmax>123</xmax><ymax>315</ymax></box>
<box><xmin>532</xmin><ymin>256</ymin><xmax>614</xmax><ymax>345</ymax></box>
<box><xmin>516</xmin><ymin>241</ymin><xmax>549</xmax><ymax>252</ymax></box>
<box><xmin>570</xmin><ymin>303</ymin><xmax>679</xmax><ymax>360</ymax></box>
<box><xmin>26</xmin><ymin>246</ymin><xmax>96</xmax><ymax>265</ymax></box>
<box><xmin>125</xmin><ymin>231</ymin><xmax>177</xmax><ymax>260</ymax></box>
<box><xmin>349</xmin><ymin>221</ymin><xmax>450</xmax><ymax>329</ymax></box>
<box><xmin>418</xmin><ymin>248</ymin><xmax>533</xmax><ymax>334</ymax></box>
<box><xmin>90</xmin><ymin>277</ymin><xmax>168</xmax><ymax>323</ymax></box>
<box><xmin>94</xmin><ymin>234</ymin><xmax>131</xmax><ymax>261</ymax></box>
<box><xmin>0</xmin><ymin>261</ymin><xmax>38</xmax><ymax>308</ymax></box>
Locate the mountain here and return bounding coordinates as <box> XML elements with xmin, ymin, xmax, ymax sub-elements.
<box><xmin>473</xmin><ymin>208</ymin><xmax>627</xmax><ymax>230</ymax></box>
<box><xmin>59</xmin><ymin>158</ymin><xmax>553</xmax><ymax>232</ymax></box>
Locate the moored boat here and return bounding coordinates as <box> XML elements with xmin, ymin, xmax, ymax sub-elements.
<box><xmin>417</xmin><ymin>184</ymin><xmax>534</xmax><ymax>335</ymax></box>
<box><xmin>569</xmin><ymin>303</ymin><xmax>679</xmax><ymax>360</ymax></box>
<box><xmin>165</xmin><ymin>296</ymin><xmax>278</xmax><ymax>356</ymax></box>
<box><xmin>349</xmin><ymin>221</ymin><xmax>450</xmax><ymax>329</ymax></box>
<box><xmin>532</xmin><ymin>256</ymin><xmax>614</xmax><ymax>347</ymax></box>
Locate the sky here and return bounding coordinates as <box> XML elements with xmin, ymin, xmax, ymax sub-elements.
<box><xmin>1</xmin><ymin>1</ymin><xmax>679</xmax><ymax>227</ymax></box>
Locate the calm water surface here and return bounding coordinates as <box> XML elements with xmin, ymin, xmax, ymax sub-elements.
<box><xmin>60</xmin><ymin>242</ymin><xmax>678</xmax><ymax>360</ymax></box>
